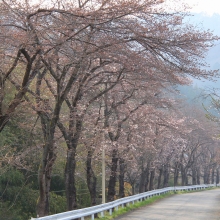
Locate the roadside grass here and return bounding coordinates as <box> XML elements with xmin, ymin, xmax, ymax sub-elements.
<box><xmin>174</xmin><ymin>186</ymin><xmax>218</xmax><ymax>194</ymax></box>
<box><xmin>96</xmin><ymin>192</ymin><xmax>174</xmax><ymax>220</ymax></box>
<box><xmin>95</xmin><ymin>187</ymin><xmax>218</xmax><ymax>220</ymax></box>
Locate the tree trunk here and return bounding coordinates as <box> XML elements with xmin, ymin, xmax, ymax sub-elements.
<box><xmin>211</xmin><ymin>167</ymin><xmax>215</xmax><ymax>184</ymax></box>
<box><xmin>131</xmin><ymin>183</ymin><xmax>135</xmax><ymax>195</ymax></box>
<box><xmin>144</xmin><ymin>167</ymin><xmax>150</xmax><ymax>192</ymax></box>
<box><xmin>181</xmin><ymin>165</ymin><xmax>187</xmax><ymax>186</ymax></box>
<box><xmin>36</xmin><ymin>114</ymin><xmax>57</xmax><ymax>217</ymax></box>
<box><xmin>58</xmin><ymin>116</ymin><xmax>83</xmax><ymax>210</ymax></box>
<box><xmin>192</xmin><ymin>168</ymin><xmax>197</xmax><ymax>185</ymax></box>
<box><xmin>203</xmin><ymin>170</ymin><xmax>207</xmax><ymax>184</ymax></box>
<box><xmin>86</xmin><ymin>148</ymin><xmax>97</xmax><ymax>206</ymax></box>
<box><xmin>37</xmin><ymin>142</ymin><xmax>56</xmax><ymax>217</ymax></box>
<box><xmin>163</xmin><ymin>164</ymin><xmax>169</xmax><ymax>187</ymax></box>
<box><xmin>139</xmin><ymin>169</ymin><xmax>145</xmax><ymax>193</ymax></box>
<box><xmin>157</xmin><ymin>168</ymin><xmax>163</xmax><ymax>189</ymax></box>
<box><xmin>0</xmin><ymin>115</ymin><xmax>9</xmax><ymax>133</ymax></box>
<box><xmin>196</xmin><ymin>168</ymin><xmax>200</xmax><ymax>184</ymax></box>
<box><xmin>216</xmin><ymin>168</ymin><xmax>219</xmax><ymax>184</ymax></box>
<box><xmin>204</xmin><ymin>167</ymin><xmax>210</xmax><ymax>184</ymax></box>
<box><xmin>174</xmin><ymin>162</ymin><xmax>179</xmax><ymax>186</ymax></box>
<box><xmin>207</xmin><ymin>168</ymin><xmax>210</xmax><ymax>184</ymax></box>
<box><xmin>107</xmin><ymin>149</ymin><xmax>118</xmax><ymax>202</ymax></box>
<box><xmin>149</xmin><ymin>169</ymin><xmax>155</xmax><ymax>191</ymax></box>
<box><xmin>185</xmin><ymin>174</ymin><xmax>188</xmax><ymax>185</ymax></box>
<box><xmin>204</xmin><ymin>167</ymin><xmax>208</xmax><ymax>184</ymax></box>
<box><xmin>65</xmin><ymin>148</ymin><xmax>77</xmax><ymax>210</ymax></box>
<box><xmin>119</xmin><ymin>158</ymin><xmax>125</xmax><ymax>198</ymax></box>
<box><xmin>139</xmin><ymin>165</ymin><xmax>150</xmax><ymax>193</ymax></box>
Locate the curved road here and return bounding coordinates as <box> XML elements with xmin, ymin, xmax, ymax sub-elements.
<box><xmin>114</xmin><ymin>188</ymin><xmax>220</xmax><ymax>220</ymax></box>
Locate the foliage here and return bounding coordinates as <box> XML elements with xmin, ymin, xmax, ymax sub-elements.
<box><xmin>49</xmin><ymin>193</ymin><xmax>66</xmax><ymax>215</ymax></box>
<box><xmin>0</xmin><ymin>168</ymin><xmax>38</xmax><ymax>220</ymax></box>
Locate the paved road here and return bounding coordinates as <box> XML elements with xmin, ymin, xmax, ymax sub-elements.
<box><xmin>114</xmin><ymin>189</ymin><xmax>220</xmax><ymax>220</ymax></box>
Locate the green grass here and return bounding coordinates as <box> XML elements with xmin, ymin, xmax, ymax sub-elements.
<box><xmin>96</xmin><ymin>192</ymin><xmax>174</xmax><ymax>220</ymax></box>
<box><xmin>95</xmin><ymin>187</ymin><xmax>217</xmax><ymax>220</ymax></box>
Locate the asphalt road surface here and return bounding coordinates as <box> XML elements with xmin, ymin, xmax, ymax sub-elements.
<box><xmin>114</xmin><ymin>188</ymin><xmax>220</xmax><ymax>220</ymax></box>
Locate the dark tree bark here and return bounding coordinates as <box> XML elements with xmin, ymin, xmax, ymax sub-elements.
<box><xmin>203</xmin><ymin>167</ymin><xmax>210</xmax><ymax>184</ymax></box>
<box><xmin>157</xmin><ymin>168</ymin><xmax>163</xmax><ymax>189</ymax></box>
<box><xmin>37</xmin><ymin>124</ymin><xmax>57</xmax><ymax>217</ymax></box>
<box><xmin>119</xmin><ymin>158</ymin><xmax>125</xmax><ymax>198</ymax></box>
<box><xmin>192</xmin><ymin>167</ymin><xmax>197</xmax><ymax>185</ymax></box>
<box><xmin>36</xmin><ymin>116</ymin><xmax>59</xmax><ymax>216</ymax></box>
<box><xmin>196</xmin><ymin>168</ymin><xmax>201</xmax><ymax>185</ymax></box>
<box><xmin>149</xmin><ymin>169</ymin><xmax>155</xmax><ymax>191</ymax></box>
<box><xmin>131</xmin><ymin>183</ymin><xmax>135</xmax><ymax>195</ymax></box>
<box><xmin>203</xmin><ymin>172</ymin><xmax>207</xmax><ymax>184</ymax></box>
<box><xmin>36</xmin><ymin>59</ymin><xmax>82</xmax><ymax>215</ymax></box>
<box><xmin>181</xmin><ymin>164</ymin><xmax>187</xmax><ymax>186</ymax></box>
<box><xmin>58</xmin><ymin>117</ymin><xmax>83</xmax><ymax>210</ymax></box>
<box><xmin>174</xmin><ymin>162</ymin><xmax>180</xmax><ymax>186</ymax></box>
<box><xmin>86</xmin><ymin>148</ymin><xmax>97</xmax><ymax>206</ymax></box>
<box><xmin>216</xmin><ymin>168</ymin><xmax>219</xmax><ymax>184</ymax></box>
<box><xmin>144</xmin><ymin>167</ymin><xmax>150</xmax><ymax>192</ymax></box>
<box><xmin>107</xmin><ymin>149</ymin><xmax>118</xmax><ymax>202</ymax></box>
<box><xmin>139</xmin><ymin>164</ymin><xmax>150</xmax><ymax>193</ymax></box>
<box><xmin>138</xmin><ymin>169</ymin><xmax>145</xmax><ymax>193</ymax></box>
<box><xmin>163</xmin><ymin>164</ymin><xmax>170</xmax><ymax>187</ymax></box>
<box><xmin>211</xmin><ymin>166</ymin><xmax>215</xmax><ymax>184</ymax></box>
<box><xmin>36</xmin><ymin>71</ymin><xmax>60</xmax><ymax>217</ymax></box>
<box><xmin>65</xmin><ymin>148</ymin><xmax>77</xmax><ymax>210</ymax></box>
<box><xmin>127</xmin><ymin>173</ymin><xmax>137</xmax><ymax>195</ymax></box>
<box><xmin>0</xmin><ymin>48</ymin><xmax>40</xmax><ymax>132</ymax></box>
<box><xmin>185</xmin><ymin>175</ymin><xmax>188</xmax><ymax>185</ymax></box>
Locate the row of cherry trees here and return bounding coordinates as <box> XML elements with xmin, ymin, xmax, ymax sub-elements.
<box><xmin>80</xmin><ymin>100</ymin><xmax>220</xmax><ymax>200</ymax></box>
<box><xmin>0</xmin><ymin>0</ymin><xmax>219</xmax><ymax>217</ymax></box>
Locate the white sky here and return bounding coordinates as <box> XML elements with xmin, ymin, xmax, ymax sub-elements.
<box><xmin>183</xmin><ymin>0</ymin><xmax>220</xmax><ymax>15</ymax></box>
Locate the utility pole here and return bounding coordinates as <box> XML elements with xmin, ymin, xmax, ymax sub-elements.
<box><xmin>102</xmin><ymin>144</ymin><xmax>106</xmax><ymax>203</ymax></box>
<box><xmin>102</xmin><ymin>98</ymin><xmax>106</xmax><ymax>204</ymax></box>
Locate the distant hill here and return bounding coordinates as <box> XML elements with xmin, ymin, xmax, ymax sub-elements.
<box><xmin>184</xmin><ymin>13</ymin><xmax>220</xmax><ymax>89</ymax></box>
<box><xmin>178</xmin><ymin>85</ymin><xmax>207</xmax><ymax>104</ymax></box>
<box><xmin>177</xmin><ymin>85</ymin><xmax>218</xmax><ymax>116</ymax></box>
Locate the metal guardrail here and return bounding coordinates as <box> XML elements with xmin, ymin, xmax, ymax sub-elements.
<box><xmin>31</xmin><ymin>184</ymin><xmax>217</xmax><ymax>220</ymax></box>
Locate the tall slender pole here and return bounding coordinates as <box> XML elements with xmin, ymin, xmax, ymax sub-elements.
<box><xmin>101</xmin><ymin>98</ymin><xmax>106</xmax><ymax>204</ymax></box>
<box><xmin>102</xmin><ymin>146</ymin><xmax>106</xmax><ymax>203</ymax></box>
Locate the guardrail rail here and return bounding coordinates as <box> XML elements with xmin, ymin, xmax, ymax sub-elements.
<box><xmin>31</xmin><ymin>184</ymin><xmax>217</xmax><ymax>220</ymax></box>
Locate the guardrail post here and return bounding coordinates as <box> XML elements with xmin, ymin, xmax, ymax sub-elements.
<box><xmin>101</xmin><ymin>211</ymin><xmax>104</xmax><ymax>217</ymax></box>
<box><xmin>91</xmin><ymin>214</ymin><xmax>94</xmax><ymax>220</ymax></box>
<box><xmin>109</xmin><ymin>208</ymin><xmax>112</xmax><ymax>215</ymax></box>
<box><xmin>81</xmin><ymin>217</ymin><xmax>84</xmax><ymax>220</ymax></box>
